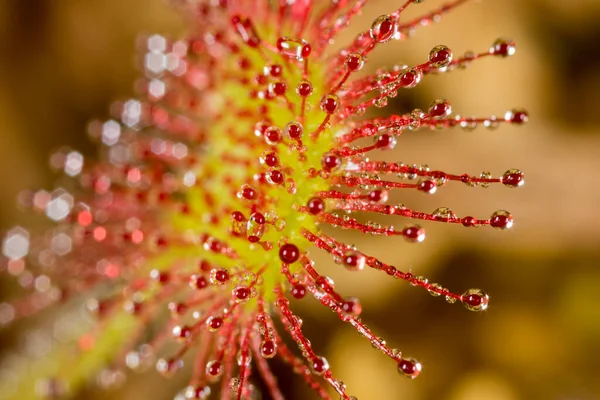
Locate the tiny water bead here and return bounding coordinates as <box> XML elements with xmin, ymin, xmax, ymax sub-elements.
<box><xmin>1</xmin><ymin>1</ymin><xmax>528</xmax><ymax>399</ymax></box>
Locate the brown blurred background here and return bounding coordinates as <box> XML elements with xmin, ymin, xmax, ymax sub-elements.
<box><xmin>1</xmin><ymin>0</ymin><xmax>600</xmax><ymax>399</ymax></box>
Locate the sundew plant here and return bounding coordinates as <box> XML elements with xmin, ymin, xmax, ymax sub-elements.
<box><xmin>0</xmin><ymin>0</ymin><xmax>527</xmax><ymax>399</ymax></box>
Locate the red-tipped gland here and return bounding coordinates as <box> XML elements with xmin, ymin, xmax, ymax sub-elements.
<box><xmin>320</xmin><ymin>94</ymin><xmax>340</xmax><ymax>114</ymax></box>
<box><xmin>370</xmin><ymin>15</ymin><xmax>397</xmax><ymax>43</ymax></box>
<box><xmin>311</xmin><ymin>356</ymin><xmax>329</xmax><ymax>375</ymax></box>
<box><xmin>231</xmin><ymin>15</ymin><xmax>260</xmax><ymax>48</ymax></box>
<box><xmin>490</xmin><ymin>38</ymin><xmax>516</xmax><ymax>57</ymax></box>
<box><xmin>285</xmin><ymin>121</ymin><xmax>303</xmax><ymax>140</ymax></box>
<box><xmin>250</xmin><ymin>212</ymin><xmax>265</xmax><ymax>224</ymax></box>
<box><xmin>343</xmin><ymin>251</ymin><xmax>366</xmax><ymax>271</ymax></box>
<box><xmin>266</xmin><ymin>169</ymin><xmax>284</xmax><ymax>185</ymax></box>
<box><xmin>199</xmin><ymin>260</ymin><xmax>211</xmax><ymax>272</ymax></box>
<box><xmin>403</xmin><ymin>225</ymin><xmax>426</xmax><ymax>242</ymax></box>
<box><xmin>344</xmin><ymin>53</ymin><xmax>364</xmax><ymax>72</ymax></box>
<box><xmin>172</xmin><ymin>325</ymin><xmax>191</xmax><ymax>340</ymax></box>
<box><xmin>321</xmin><ymin>153</ymin><xmax>341</xmax><ymax>172</ymax></box>
<box><xmin>397</xmin><ymin>358</ymin><xmax>422</xmax><ymax>379</ymax></box>
<box><xmin>461</xmin><ymin>216</ymin><xmax>477</xmax><ymax>227</ymax></box>
<box><xmin>368</xmin><ymin>189</ymin><xmax>388</xmax><ymax>203</ymax></box>
<box><xmin>205</xmin><ymin>237</ymin><xmax>223</xmax><ymax>253</ymax></box>
<box><xmin>276</xmin><ymin>37</ymin><xmax>311</xmax><ymax>59</ymax></box>
<box><xmin>270</xmin><ymin>81</ymin><xmax>286</xmax><ymax>96</ymax></box>
<box><xmin>260</xmin><ymin>151</ymin><xmax>279</xmax><ymax>167</ymax></box>
<box><xmin>260</xmin><ymin>340</ymin><xmax>277</xmax><ymax>358</ymax></box>
<box><xmin>231</xmin><ymin>211</ymin><xmax>245</xmax><ymax>222</ymax></box>
<box><xmin>375</xmin><ymin>134</ymin><xmax>395</xmax><ymax>150</ymax></box>
<box><xmin>291</xmin><ymin>284</ymin><xmax>307</xmax><ymax>299</ymax></box>
<box><xmin>156</xmin><ymin>358</ymin><xmax>183</xmax><ymax>378</ymax></box>
<box><xmin>307</xmin><ymin>197</ymin><xmax>325</xmax><ymax>215</ymax></box>
<box><xmin>168</xmin><ymin>302</ymin><xmax>187</xmax><ymax>317</ymax></box>
<box><xmin>254</xmin><ymin>120</ymin><xmax>269</xmax><ymax>137</ymax></box>
<box><xmin>296</xmin><ymin>80</ymin><xmax>313</xmax><ymax>97</ymax></box>
<box><xmin>428</xmin><ymin>99</ymin><xmax>452</xmax><ymax>118</ymax></box>
<box><xmin>238</xmin><ymin>185</ymin><xmax>258</xmax><ymax>201</ymax></box>
<box><xmin>233</xmin><ymin>286</ymin><xmax>251</xmax><ymax>303</ymax></box>
<box><xmin>490</xmin><ymin>210</ymin><xmax>513</xmax><ymax>230</ymax></box>
<box><xmin>418</xmin><ymin>180</ymin><xmax>437</xmax><ymax>194</ymax></box>
<box><xmin>301</xmin><ymin>43</ymin><xmax>312</xmax><ymax>58</ymax></box>
<box><xmin>150</xmin><ymin>269</ymin><xmax>170</xmax><ymax>284</ymax></box>
<box><xmin>185</xmin><ymin>385</ymin><xmax>211</xmax><ymax>399</ymax></box>
<box><xmin>238</xmin><ymin>57</ymin><xmax>252</xmax><ymax>70</ymax></box>
<box><xmin>400</xmin><ymin>68</ymin><xmax>422</xmax><ymax>88</ymax></box>
<box><xmin>264</xmin><ymin>127</ymin><xmax>282</xmax><ymax>145</ymax></box>
<box><xmin>255</xmin><ymin>74</ymin><xmax>268</xmax><ymax>85</ymax></box>
<box><xmin>209</xmin><ymin>268</ymin><xmax>230</xmax><ymax>284</ymax></box>
<box><xmin>279</xmin><ymin>243</ymin><xmax>300</xmax><ymax>264</ymax></box>
<box><xmin>123</xmin><ymin>300</ymin><xmax>143</xmax><ymax>315</ymax></box>
<box><xmin>189</xmin><ymin>274</ymin><xmax>208</xmax><ymax>290</ymax></box>
<box><xmin>341</xmin><ymin>297</ymin><xmax>362</xmax><ymax>317</ymax></box>
<box><xmin>265</xmin><ymin>64</ymin><xmax>282</xmax><ymax>77</ymax></box>
<box><xmin>505</xmin><ymin>109</ymin><xmax>528</xmax><ymax>124</ymax></box>
<box><xmin>461</xmin><ymin>288</ymin><xmax>489</xmax><ymax>311</ymax></box>
<box><xmin>206</xmin><ymin>316</ymin><xmax>224</xmax><ymax>332</ymax></box>
<box><xmin>205</xmin><ymin>360</ymin><xmax>222</xmax><ymax>380</ymax></box>
<box><xmin>428</xmin><ymin>45</ymin><xmax>453</xmax><ymax>68</ymax></box>
<box><xmin>502</xmin><ymin>169</ymin><xmax>525</xmax><ymax>188</ymax></box>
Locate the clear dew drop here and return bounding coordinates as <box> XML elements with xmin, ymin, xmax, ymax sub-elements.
<box><xmin>229</xmin><ymin>377</ymin><xmax>241</xmax><ymax>391</ymax></box>
<box><xmin>479</xmin><ymin>171</ymin><xmax>492</xmax><ymax>188</ymax></box>
<box><xmin>432</xmin><ymin>207</ymin><xmax>456</xmax><ymax>220</ymax></box>
<box><xmin>427</xmin><ymin>283</ymin><xmax>443</xmax><ymax>297</ymax></box>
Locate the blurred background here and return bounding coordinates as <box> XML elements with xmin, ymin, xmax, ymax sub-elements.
<box><xmin>1</xmin><ymin>0</ymin><xmax>600</xmax><ymax>399</ymax></box>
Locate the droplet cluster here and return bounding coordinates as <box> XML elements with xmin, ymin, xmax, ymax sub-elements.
<box><xmin>1</xmin><ymin>1</ymin><xmax>526</xmax><ymax>399</ymax></box>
